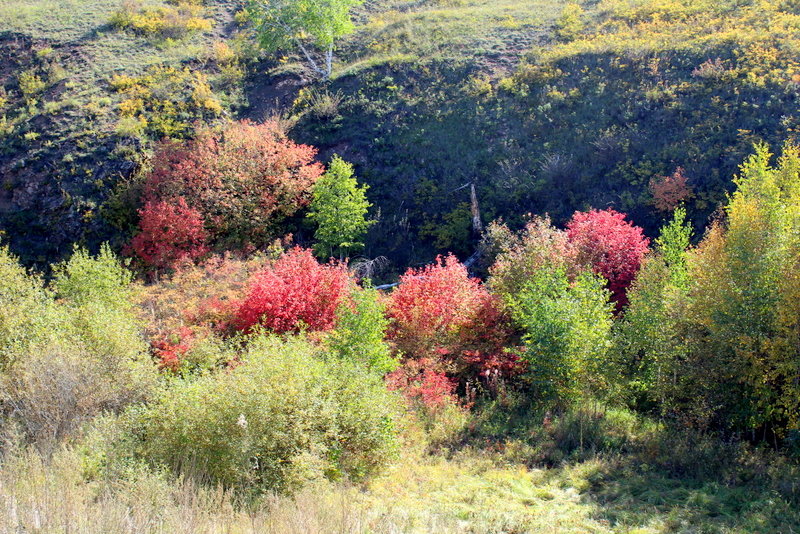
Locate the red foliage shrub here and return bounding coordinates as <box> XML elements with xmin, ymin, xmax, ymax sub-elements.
<box><xmin>386</xmin><ymin>254</ymin><xmax>519</xmax><ymax>383</ymax></box>
<box><xmin>153</xmin><ymin>326</ymin><xmax>194</xmax><ymax>373</ymax></box>
<box><xmin>234</xmin><ymin>247</ymin><xmax>351</xmax><ymax>334</ymax></box>
<box><xmin>129</xmin><ymin>197</ymin><xmax>209</xmax><ymax>270</ymax></box>
<box><xmin>650</xmin><ymin>167</ymin><xmax>693</xmax><ymax>212</ymax></box>
<box><xmin>144</xmin><ymin>120</ymin><xmax>323</xmax><ymax>249</ymax></box>
<box><xmin>386</xmin><ymin>359</ymin><xmax>458</xmax><ymax>411</ymax></box>
<box><xmin>566</xmin><ymin>208</ymin><xmax>650</xmax><ymax>310</ymax></box>
<box><xmin>387</xmin><ymin>254</ymin><xmax>488</xmax><ymax>357</ymax></box>
<box><xmin>457</xmin><ymin>298</ymin><xmax>522</xmax><ymax>380</ymax></box>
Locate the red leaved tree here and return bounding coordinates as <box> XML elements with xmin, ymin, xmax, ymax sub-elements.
<box><xmin>386</xmin><ymin>254</ymin><xmax>519</xmax><ymax>382</ymax></box>
<box><xmin>129</xmin><ymin>198</ymin><xmax>210</xmax><ymax>271</ymax></box>
<box><xmin>234</xmin><ymin>247</ymin><xmax>351</xmax><ymax>334</ymax></box>
<box><xmin>141</xmin><ymin>119</ymin><xmax>323</xmax><ymax>253</ymax></box>
<box><xmin>566</xmin><ymin>208</ymin><xmax>650</xmax><ymax>310</ymax></box>
<box><xmin>650</xmin><ymin>167</ymin><xmax>693</xmax><ymax>212</ymax></box>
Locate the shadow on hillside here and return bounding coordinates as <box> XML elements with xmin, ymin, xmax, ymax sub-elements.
<box><xmin>576</xmin><ymin>457</ymin><xmax>799</xmax><ymax>532</ymax></box>
<box><xmin>459</xmin><ymin>401</ymin><xmax>800</xmax><ymax>532</ymax></box>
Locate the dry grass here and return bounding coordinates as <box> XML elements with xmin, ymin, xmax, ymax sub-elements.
<box><xmin>0</xmin><ymin>447</ymin><xmax>375</xmax><ymax>534</ymax></box>
<box><xmin>2</xmin><ymin>434</ymin><xmax>799</xmax><ymax>533</ymax></box>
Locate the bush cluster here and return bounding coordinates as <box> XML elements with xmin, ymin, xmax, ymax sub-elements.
<box><xmin>122</xmin><ymin>335</ymin><xmax>397</xmax><ymax>492</ymax></box>
<box><xmin>110</xmin><ymin>0</ymin><xmax>212</xmax><ymax>39</ymax></box>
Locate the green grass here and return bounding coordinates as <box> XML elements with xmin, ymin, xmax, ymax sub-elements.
<box><xmin>3</xmin><ymin>433</ymin><xmax>797</xmax><ymax>533</ymax></box>
<box><xmin>338</xmin><ymin>0</ymin><xmax>564</xmax><ymax>74</ymax></box>
<box><xmin>0</xmin><ymin>0</ymin><xmax>126</xmax><ymax>40</ymax></box>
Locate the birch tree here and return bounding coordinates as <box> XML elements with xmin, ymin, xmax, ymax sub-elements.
<box><xmin>247</xmin><ymin>0</ymin><xmax>363</xmax><ymax>79</ymax></box>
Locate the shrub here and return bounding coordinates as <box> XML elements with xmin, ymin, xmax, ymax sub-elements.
<box><xmin>386</xmin><ymin>358</ymin><xmax>469</xmax><ymax>446</ymax></box>
<box><xmin>328</xmin><ymin>285</ymin><xmax>397</xmax><ymax>375</ymax></box>
<box><xmin>129</xmin><ymin>198</ymin><xmax>210</xmax><ymax>271</ymax></box>
<box><xmin>234</xmin><ymin>247</ymin><xmax>351</xmax><ymax>334</ymax></box>
<box><xmin>387</xmin><ymin>254</ymin><xmax>519</xmax><ymax>387</ymax></box>
<box><xmin>110</xmin><ymin>66</ymin><xmax>223</xmax><ymax>139</ymax></box>
<box><xmin>110</xmin><ymin>0</ymin><xmax>212</xmax><ymax>39</ymax></box>
<box><xmin>0</xmin><ymin>246</ymin><xmax>156</xmax><ymax>453</ymax></box>
<box><xmin>555</xmin><ymin>2</ymin><xmax>585</xmax><ymax>41</ymax></box>
<box><xmin>507</xmin><ymin>268</ymin><xmax>614</xmax><ymax>408</ymax></box>
<box><xmin>17</xmin><ymin>70</ymin><xmax>47</xmax><ymax>98</ymax></box>
<box><xmin>566</xmin><ymin>209</ymin><xmax>650</xmax><ymax>310</ymax></box>
<box><xmin>143</xmin><ymin>120</ymin><xmax>323</xmax><ymax>250</ymax></box>
<box><xmin>650</xmin><ymin>167</ymin><xmax>693</xmax><ymax>213</ymax></box>
<box><xmin>123</xmin><ymin>335</ymin><xmax>398</xmax><ymax>492</ymax></box>
<box><xmin>387</xmin><ymin>254</ymin><xmax>489</xmax><ymax>360</ymax></box>
<box><xmin>132</xmin><ymin>251</ymin><xmax>274</xmax><ymax>342</ymax></box>
<box><xmin>0</xmin><ymin>245</ymin><xmax>52</xmax><ymax>371</ymax></box>
<box><xmin>53</xmin><ymin>244</ymin><xmax>133</xmax><ymax>309</ymax></box>
<box><xmin>678</xmin><ymin>143</ymin><xmax>800</xmax><ymax>432</ymax></box>
<box><xmin>618</xmin><ymin>143</ymin><xmax>800</xmax><ymax>436</ymax></box>
<box><xmin>487</xmin><ymin>215</ymin><xmax>575</xmax><ymax>299</ymax></box>
<box><xmin>387</xmin><ymin>360</ymin><xmax>457</xmax><ymax>412</ymax></box>
<box><xmin>2</xmin><ymin>335</ymin><xmax>155</xmax><ymax>454</ymax></box>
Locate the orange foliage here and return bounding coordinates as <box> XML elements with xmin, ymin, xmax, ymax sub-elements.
<box><xmin>650</xmin><ymin>167</ymin><xmax>693</xmax><ymax>212</ymax></box>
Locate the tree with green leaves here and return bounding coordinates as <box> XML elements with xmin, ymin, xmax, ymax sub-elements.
<box><xmin>682</xmin><ymin>142</ymin><xmax>800</xmax><ymax>432</ymax></box>
<box><xmin>308</xmin><ymin>156</ymin><xmax>374</xmax><ymax>260</ymax></box>
<box><xmin>615</xmin><ymin>207</ymin><xmax>693</xmax><ymax>412</ymax></box>
<box><xmin>247</xmin><ymin>0</ymin><xmax>363</xmax><ymax>79</ymax></box>
<box><xmin>507</xmin><ymin>266</ymin><xmax>614</xmax><ymax>408</ymax></box>
<box><xmin>329</xmin><ymin>285</ymin><xmax>397</xmax><ymax>376</ymax></box>
<box><xmin>654</xmin><ymin>206</ymin><xmax>693</xmax><ymax>290</ymax></box>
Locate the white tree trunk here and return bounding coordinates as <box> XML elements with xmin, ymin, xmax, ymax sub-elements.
<box><xmin>325</xmin><ymin>46</ymin><xmax>334</xmax><ymax>79</ymax></box>
<box><xmin>295</xmin><ymin>39</ymin><xmax>325</xmax><ymax>77</ymax></box>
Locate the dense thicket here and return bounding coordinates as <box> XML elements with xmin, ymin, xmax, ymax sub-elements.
<box><xmin>1</xmin><ymin>143</ymin><xmax>799</xmax><ymax>512</ymax></box>
<box><xmin>619</xmin><ymin>143</ymin><xmax>800</xmax><ymax>436</ymax></box>
<box><xmin>130</xmin><ymin>120</ymin><xmax>323</xmax><ymax>270</ymax></box>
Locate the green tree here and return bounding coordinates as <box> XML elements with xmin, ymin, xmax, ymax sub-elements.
<box><xmin>507</xmin><ymin>267</ymin><xmax>614</xmax><ymax>408</ymax></box>
<box><xmin>685</xmin><ymin>142</ymin><xmax>800</xmax><ymax>431</ymax></box>
<box><xmin>615</xmin><ymin>207</ymin><xmax>693</xmax><ymax>411</ymax></box>
<box><xmin>308</xmin><ymin>156</ymin><xmax>374</xmax><ymax>259</ymax></box>
<box><xmin>654</xmin><ymin>206</ymin><xmax>693</xmax><ymax>289</ymax></box>
<box><xmin>329</xmin><ymin>285</ymin><xmax>397</xmax><ymax>375</ymax></box>
<box><xmin>247</xmin><ymin>0</ymin><xmax>363</xmax><ymax>79</ymax></box>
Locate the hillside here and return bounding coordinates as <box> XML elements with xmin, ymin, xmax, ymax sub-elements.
<box><xmin>2</xmin><ymin>0</ymin><xmax>797</xmax><ymax>269</ymax></box>
<box><xmin>1</xmin><ymin>3</ymin><xmax>800</xmax><ymax>533</ymax></box>
<box><xmin>281</xmin><ymin>0</ymin><xmax>800</xmax><ymax>266</ymax></box>
<box><xmin>0</xmin><ymin>0</ymin><xmax>244</xmax><ymax>263</ymax></box>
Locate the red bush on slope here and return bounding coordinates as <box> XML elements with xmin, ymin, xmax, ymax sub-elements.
<box><xmin>566</xmin><ymin>208</ymin><xmax>650</xmax><ymax>310</ymax></box>
<box><xmin>130</xmin><ymin>120</ymin><xmax>323</xmax><ymax>269</ymax></box>
<box><xmin>234</xmin><ymin>247</ymin><xmax>350</xmax><ymax>334</ymax></box>
<box><xmin>387</xmin><ymin>254</ymin><xmax>519</xmax><ymax>382</ymax></box>
<box><xmin>129</xmin><ymin>198</ymin><xmax>209</xmax><ymax>270</ymax></box>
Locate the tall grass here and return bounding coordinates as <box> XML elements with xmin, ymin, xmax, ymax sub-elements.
<box><xmin>0</xmin><ymin>447</ymin><xmax>383</xmax><ymax>534</ymax></box>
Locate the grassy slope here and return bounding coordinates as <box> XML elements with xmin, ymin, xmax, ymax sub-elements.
<box><xmin>273</xmin><ymin>0</ymin><xmax>800</xmax><ymax>271</ymax></box>
<box><xmin>0</xmin><ymin>0</ymin><xmax>240</xmax><ymax>263</ymax></box>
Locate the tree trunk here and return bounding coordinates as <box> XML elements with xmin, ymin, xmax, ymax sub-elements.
<box><xmin>325</xmin><ymin>46</ymin><xmax>334</xmax><ymax>79</ymax></box>
<box><xmin>470</xmin><ymin>183</ymin><xmax>483</xmax><ymax>234</ymax></box>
